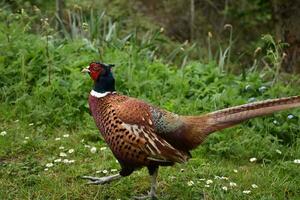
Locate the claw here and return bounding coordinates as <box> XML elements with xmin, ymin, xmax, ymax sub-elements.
<box><xmin>133</xmin><ymin>191</ymin><xmax>158</xmax><ymax>200</ymax></box>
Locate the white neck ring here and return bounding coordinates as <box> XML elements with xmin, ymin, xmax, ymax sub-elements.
<box><xmin>90</xmin><ymin>90</ymin><xmax>116</xmax><ymax>98</ymax></box>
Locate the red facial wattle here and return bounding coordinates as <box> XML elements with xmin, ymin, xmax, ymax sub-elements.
<box><xmin>90</xmin><ymin>70</ymin><xmax>101</xmax><ymax>81</ymax></box>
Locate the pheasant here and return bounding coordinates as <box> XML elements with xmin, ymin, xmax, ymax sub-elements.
<box><xmin>81</xmin><ymin>61</ymin><xmax>300</xmax><ymax>199</ymax></box>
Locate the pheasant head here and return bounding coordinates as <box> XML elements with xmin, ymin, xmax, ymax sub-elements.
<box><xmin>82</xmin><ymin>62</ymin><xmax>116</xmax><ymax>93</ymax></box>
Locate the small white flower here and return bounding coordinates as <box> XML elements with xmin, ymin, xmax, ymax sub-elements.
<box><xmin>0</xmin><ymin>131</ymin><xmax>7</xmax><ymax>136</ymax></box>
<box><xmin>115</xmin><ymin>160</ymin><xmax>119</xmax><ymax>163</ymax></box>
<box><xmin>54</xmin><ymin>158</ymin><xmax>62</xmax><ymax>163</ymax></box>
<box><xmin>206</xmin><ymin>179</ymin><xmax>213</xmax><ymax>184</ymax></box>
<box><xmin>25</xmin><ymin>136</ymin><xmax>29</xmax><ymax>140</ymax></box>
<box><xmin>180</xmin><ymin>168</ymin><xmax>185</xmax><ymax>172</ymax></box>
<box><xmin>68</xmin><ymin>159</ymin><xmax>75</xmax><ymax>163</ymax></box>
<box><xmin>68</xmin><ymin>149</ymin><xmax>74</xmax><ymax>154</ymax></box>
<box><xmin>59</xmin><ymin>152</ymin><xmax>67</xmax><ymax>157</ymax></box>
<box><xmin>84</xmin><ymin>144</ymin><xmax>91</xmax><ymax>148</ymax></box>
<box><xmin>287</xmin><ymin>114</ymin><xmax>294</xmax><ymax>119</ymax></box>
<box><xmin>111</xmin><ymin>169</ymin><xmax>118</xmax><ymax>172</ymax></box>
<box><xmin>44</xmin><ymin>168</ymin><xmax>49</xmax><ymax>171</ymax></box>
<box><xmin>90</xmin><ymin>147</ymin><xmax>97</xmax><ymax>153</ymax></box>
<box><xmin>248</xmin><ymin>97</ymin><xmax>257</xmax><ymax>102</ymax></box>
<box><xmin>23</xmin><ymin>140</ymin><xmax>28</xmax><ymax>144</ymax></box>
<box><xmin>100</xmin><ymin>147</ymin><xmax>107</xmax><ymax>151</ymax></box>
<box><xmin>15</xmin><ymin>120</ymin><xmax>19</xmax><ymax>123</ymax></box>
<box><xmin>81</xmin><ymin>139</ymin><xmax>85</xmax><ymax>142</ymax></box>
<box><xmin>229</xmin><ymin>182</ymin><xmax>237</xmax><ymax>187</ymax></box>
<box><xmin>96</xmin><ymin>170</ymin><xmax>101</xmax><ymax>174</ymax></box>
<box><xmin>275</xmin><ymin>149</ymin><xmax>282</xmax><ymax>154</ymax></box>
<box><xmin>293</xmin><ymin>159</ymin><xmax>300</xmax><ymax>164</ymax></box>
<box><xmin>249</xmin><ymin>157</ymin><xmax>257</xmax><ymax>162</ymax></box>
<box><xmin>59</xmin><ymin>146</ymin><xmax>64</xmax><ymax>150</ymax></box>
<box><xmin>55</xmin><ymin>137</ymin><xmax>61</xmax><ymax>141</ymax></box>
<box><xmin>63</xmin><ymin>159</ymin><xmax>69</xmax><ymax>163</ymax></box>
<box><xmin>199</xmin><ymin>178</ymin><xmax>206</xmax><ymax>181</ymax></box>
<box><xmin>221</xmin><ymin>176</ymin><xmax>228</xmax><ymax>180</ymax></box>
<box><xmin>187</xmin><ymin>180</ymin><xmax>194</xmax><ymax>186</ymax></box>
<box><xmin>63</xmin><ymin>134</ymin><xmax>69</xmax><ymax>138</ymax></box>
<box><xmin>273</xmin><ymin>120</ymin><xmax>279</xmax><ymax>125</ymax></box>
<box><xmin>243</xmin><ymin>190</ymin><xmax>251</xmax><ymax>194</ymax></box>
<box><xmin>102</xmin><ymin>170</ymin><xmax>108</xmax><ymax>174</ymax></box>
<box><xmin>245</xmin><ymin>85</ymin><xmax>252</xmax><ymax>90</ymax></box>
<box><xmin>29</xmin><ymin>123</ymin><xmax>34</xmax><ymax>126</ymax></box>
<box><xmin>46</xmin><ymin>163</ymin><xmax>54</xmax><ymax>168</ymax></box>
<box><xmin>204</xmin><ymin>184</ymin><xmax>210</xmax><ymax>188</ymax></box>
<box><xmin>258</xmin><ymin>86</ymin><xmax>267</xmax><ymax>93</ymax></box>
<box><xmin>214</xmin><ymin>176</ymin><xmax>221</xmax><ymax>179</ymax></box>
<box><xmin>233</xmin><ymin>169</ymin><xmax>238</xmax><ymax>173</ymax></box>
<box><xmin>222</xmin><ymin>186</ymin><xmax>228</xmax><ymax>191</ymax></box>
<box><xmin>251</xmin><ymin>184</ymin><xmax>258</xmax><ymax>189</ymax></box>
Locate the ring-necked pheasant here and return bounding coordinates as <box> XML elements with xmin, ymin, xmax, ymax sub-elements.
<box><xmin>81</xmin><ymin>61</ymin><xmax>300</xmax><ymax>199</ymax></box>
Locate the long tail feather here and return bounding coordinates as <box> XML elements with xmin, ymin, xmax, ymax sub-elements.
<box><xmin>183</xmin><ymin>96</ymin><xmax>300</xmax><ymax>149</ymax></box>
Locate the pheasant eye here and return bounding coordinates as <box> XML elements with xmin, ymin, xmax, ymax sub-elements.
<box><xmin>90</xmin><ymin>63</ymin><xmax>101</xmax><ymax>71</ymax></box>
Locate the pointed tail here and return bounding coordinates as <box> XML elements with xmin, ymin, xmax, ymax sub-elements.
<box><xmin>182</xmin><ymin>96</ymin><xmax>300</xmax><ymax>149</ymax></box>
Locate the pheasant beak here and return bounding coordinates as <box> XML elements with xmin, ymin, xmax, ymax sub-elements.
<box><xmin>81</xmin><ymin>66</ymin><xmax>90</xmax><ymax>73</ymax></box>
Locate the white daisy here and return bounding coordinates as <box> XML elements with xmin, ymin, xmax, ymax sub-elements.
<box><xmin>229</xmin><ymin>182</ymin><xmax>237</xmax><ymax>187</ymax></box>
<box><xmin>293</xmin><ymin>159</ymin><xmax>300</xmax><ymax>164</ymax></box>
<box><xmin>222</xmin><ymin>186</ymin><xmax>228</xmax><ymax>191</ymax></box>
<box><xmin>100</xmin><ymin>147</ymin><xmax>107</xmax><ymax>151</ymax></box>
<box><xmin>59</xmin><ymin>152</ymin><xmax>67</xmax><ymax>157</ymax></box>
<box><xmin>287</xmin><ymin>114</ymin><xmax>294</xmax><ymax>119</ymax></box>
<box><xmin>275</xmin><ymin>149</ymin><xmax>282</xmax><ymax>154</ymax></box>
<box><xmin>0</xmin><ymin>131</ymin><xmax>7</xmax><ymax>136</ymax></box>
<box><xmin>187</xmin><ymin>180</ymin><xmax>194</xmax><ymax>186</ymax></box>
<box><xmin>46</xmin><ymin>163</ymin><xmax>53</xmax><ymax>168</ymax></box>
<box><xmin>90</xmin><ymin>147</ymin><xmax>97</xmax><ymax>153</ymax></box>
<box><xmin>68</xmin><ymin>149</ymin><xmax>74</xmax><ymax>154</ymax></box>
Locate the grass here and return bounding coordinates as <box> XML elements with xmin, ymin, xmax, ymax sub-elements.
<box><xmin>1</xmin><ymin>5</ymin><xmax>300</xmax><ymax>200</ymax></box>
<box><xmin>1</xmin><ymin>120</ymin><xmax>300</xmax><ymax>199</ymax></box>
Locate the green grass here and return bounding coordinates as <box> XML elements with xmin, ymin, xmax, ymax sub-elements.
<box><xmin>1</xmin><ymin>120</ymin><xmax>300</xmax><ymax>199</ymax></box>
<box><xmin>1</xmin><ymin>5</ymin><xmax>300</xmax><ymax>200</ymax></box>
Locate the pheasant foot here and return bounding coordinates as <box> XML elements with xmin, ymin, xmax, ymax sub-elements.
<box><xmin>82</xmin><ymin>174</ymin><xmax>121</xmax><ymax>185</ymax></box>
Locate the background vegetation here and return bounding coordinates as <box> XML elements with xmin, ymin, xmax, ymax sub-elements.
<box><xmin>0</xmin><ymin>0</ymin><xmax>300</xmax><ymax>199</ymax></box>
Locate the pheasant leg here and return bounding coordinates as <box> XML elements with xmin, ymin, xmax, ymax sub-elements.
<box><xmin>134</xmin><ymin>167</ymin><xmax>158</xmax><ymax>200</ymax></box>
<box><xmin>82</xmin><ymin>174</ymin><xmax>121</xmax><ymax>185</ymax></box>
